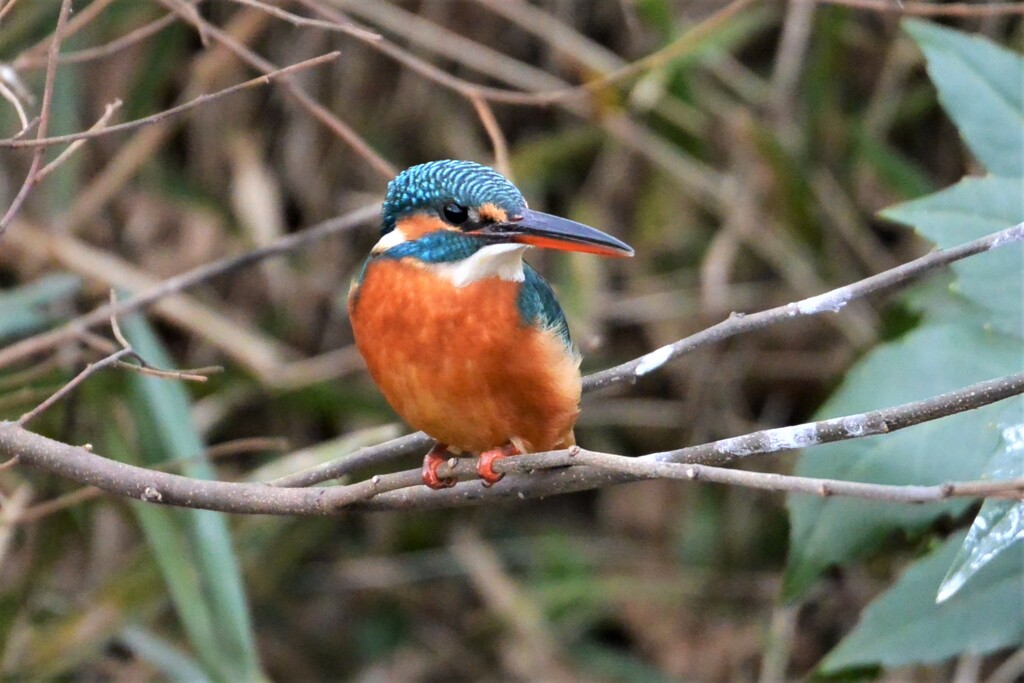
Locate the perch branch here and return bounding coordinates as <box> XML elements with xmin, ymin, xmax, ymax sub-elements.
<box><xmin>353</xmin><ymin>369</ymin><xmax>1024</xmax><ymax>510</ymax></box>
<box><xmin>4</xmin><ymin>369</ymin><xmax>1024</xmax><ymax>514</ymax></box>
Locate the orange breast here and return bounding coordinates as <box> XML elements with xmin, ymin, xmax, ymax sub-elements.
<box><xmin>349</xmin><ymin>258</ymin><xmax>580</xmax><ymax>453</ymax></box>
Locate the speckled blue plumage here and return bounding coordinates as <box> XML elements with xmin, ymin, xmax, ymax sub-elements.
<box><xmin>518</xmin><ymin>263</ymin><xmax>572</xmax><ymax>349</ymax></box>
<box><xmin>381</xmin><ymin>160</ymin><xmax>526</xmax><ymax>235</ymax></box>
<box><xmin>377</xmin><ymin>230</ymin><xmax>480</xmax><ymax>264</ymax></box>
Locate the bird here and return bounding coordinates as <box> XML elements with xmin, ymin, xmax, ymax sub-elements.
<box><xmin>348</xmin><ymin>160</ymin><xmax>633</xmax><ymax>490</ymax></box>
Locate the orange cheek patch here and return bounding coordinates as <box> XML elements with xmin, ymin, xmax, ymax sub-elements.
<box><xmin>477</xmin><ymin>203</ymin><xmax>508</xmax><ymax>223</ymax></box>
<box><xmin>396</xmin><ymin>214</ymin><xmax>452</xmax><ymax>240</ymax></box>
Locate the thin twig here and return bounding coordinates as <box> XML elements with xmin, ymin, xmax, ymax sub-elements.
<box><xmin>470</xmin><ymin>92</ymin><xmax>511</xmax><ymax>179</ymax></box>
<box><xmin>0</xmin><ymin>0</ymin><xmax>25</xmax><ymax>24</ymax></box>
<box><xmin>229</xmin><ymin>0</ymin><xmax>381</xmax><ymax>42</ymax></box>
<box><xmin>296</xmin><ymin>0</ymin><xmax>755</xmax><ymax>107</ymax></box>
<box><xmin>116</xmin><ymin>361</ymin><xmax>217</xmax><ymax>383</ymax></box>
<box><xmin>0</xmin><ymin>0</ymin><xmax>72</xmax><ymax>238</ymax></box>
<box><xmin>159</xmin><ymin>0</ymin><xmax>396</xmax><ymax>179</ymax></box>
<box><xmin>818</xmin><ymin>0</ymin><xmax>1024</xmax><ymax>15</ymax></box>
<box><xmin>0</xmin><ymin>79</ymin><xmax>29</xmax><ymax>130</ymax></box>
<box><xmin>76</xmin><ymin>328</ymin><xmax>218</xmax><ymax>382</ymax></box>
<box><xmin>568</xmin><ymin>452</ymin><xmax>1024</xmax><ymax>503</ymax></box>
<box><xmin>0</xmin><ymin>52</ymin><xmax>341</xmax><ymax>149</ymax></box>
<box><xmin>19</xmin><ymin>12</ymin><xmax>181</xmax><ymax>68</ymax></box>
<box><xmin>14</xmin><ymin>0</ymin><xmax>120</xmax><ymax>65</ymax></box>
<box><xmin>17</xmin><ymin>348</ymin><xmax>134</xmax><ymax>426</ymax></box>
<box><xmin>35</xmin><ymin>99</ymin><xmax>123</xmax><ymax>182</ymax></box>
<box><xmin>8</xmin><ymin>116</ymin><xmax>39</xmax><ymax>141</ymax></box>
<box><xmin>108</xmin><ymin>291</ymin><xmax>219</xmax><ymax>382</ymax></box>
<box><xmin>14</xmin><ymin>0</ymin><xmax>205</xmax><ymax>70</ymax></box>
<box><xmin>583</xmin><ymin>222</ymin><xmax>1024</xmax><ymax>392</ymax></box>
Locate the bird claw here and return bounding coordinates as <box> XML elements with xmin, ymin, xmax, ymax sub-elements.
<box><xmin>422</xmin><ymin>444</ymin><xmax>457</xmax><ymax>490</ymax></box>
<box><xmin>477</xmin><ymin>445</ymin><xmax>519</xmax><ymax>487</ymax></box>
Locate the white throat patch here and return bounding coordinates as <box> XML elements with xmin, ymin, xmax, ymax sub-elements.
<box><xmin>429</xmin><ymin>243</ymin><xmax>528</xmax><ymax>287</ymax></box>
<box><xmin>371</xmin><ymin>228</ymin><xmax>408</xmax><ymax>254</ymax></box>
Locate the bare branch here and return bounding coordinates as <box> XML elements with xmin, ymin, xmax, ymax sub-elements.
<box><xmin>269</xmin><ymin>432</ymin><xmax>435</xmax><ymax>488</ymax></box>
<box><xmin>0</xmin><ymin>203</ymin><xmax>379</xmax><ymax>371</ymax></box>
<box><xmin>17</xmin><ymin>348</ymin><xmax>133</xmax><ymax>426</ymax></box>
<box><xmin>16</xmin><ymin>293</ymin><xmax>218</xmax><ymax>426</ymax></box>
<box><xmin>0</xmin><ymin>53</ymin><xmax>341</xmax><ymax>149</ymax></box>
<box><xmin>0</xmin><ymin>422</ymin><xmax>417</xmax><ymax>515</ymax></box>
<box><xmin>0</xmin><ymin>0</ymin><xmax>71</xmax><ymax>238</ymax></box>
<box><xmin>0</xmin><ymin>0</ymin><xmax>26</xmax><ymax>24</ymax></box>
<box><xmin>159</xmin><ymin>0</ymin><xmax>396</xmax><ymax>179</ymax></box>
<box><xmin>0</xmin><ymin>78</ymin><xmax>29</xmax><ymax>130</ymax></box>
<box><xmin>34</xmin><ymin>99</ymin><xmax>123</xmax><ymax>181</ymax></box>
<box><xmin>16</xmin><ymin>12</ymin><xmax>181</xmax><ymax>69</ymax></box>
<box><xmin>228</xmin><ymin>0</ymin><xmax>381</xmax><ymax>42</ymax></box>
<box><xmin>570</xmin><ymin>452</ymin><xmax>1024</xmax><ymax>503</ymax></box>
<box><xmin>5</xmin><ymin>437</ymin><xmax>288</xmax><ymax>525</ymax></box>
<box><xmin>818</xmin><ymin>0</ymin><xmax>1024</xmax><ymax>16</ymax></box>
<box><xmin>356</xmin><ymin>371</ymin><xmax>1024</xmax><ymax>510</ymax></box>
<box><xmin>470</xmin><ymin>92</ymin><xmax>511</xmax><ymax>179</ymax></box>
<box><xmin>6</xmin><ymin>368</ymin><xmax>1024</xmax><ymax>515</ymax></box>
<box><xmin>583</xmin><ymin>222</ymin><xmax>1024</xmax><ymax>392</ymax></box>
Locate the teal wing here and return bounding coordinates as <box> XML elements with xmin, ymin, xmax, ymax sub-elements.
<box><xmin>517</xmin><ymin>263</ymin><xmax>573</xmax><ymax>351</ymax></box>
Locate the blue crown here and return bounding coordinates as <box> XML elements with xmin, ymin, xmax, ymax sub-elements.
<box><xmin>381</xmin><ymin>160</ymin><xmax>526</xmax><ymax>235</ymax></box>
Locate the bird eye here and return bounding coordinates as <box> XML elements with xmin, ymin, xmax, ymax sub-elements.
<box><xmin>441</xmin><ymin>202</ymin><xmax>469</xmax><ymax>225</ymax></box>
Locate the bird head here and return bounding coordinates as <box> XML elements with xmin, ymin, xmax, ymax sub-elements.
<box><xmin>373</xmin><ymin>161</ymin><xmax>633</xmax><ymax>274</ymax></box>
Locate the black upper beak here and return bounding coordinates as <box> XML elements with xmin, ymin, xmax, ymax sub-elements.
<box><xmin>480</xmin><ymin>209</ymin><xmax>634</xmax><ymax>258</ymax></box>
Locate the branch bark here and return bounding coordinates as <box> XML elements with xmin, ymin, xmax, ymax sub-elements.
<box><xmin>5</xmin><ymin>369</ymin><xmax>1023</xmax><ymax>515</ymax></box>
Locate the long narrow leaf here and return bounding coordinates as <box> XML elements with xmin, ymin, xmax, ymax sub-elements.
<box><xmin>120</xmin><ymin>313</ymin><xmax>263</xmax><ymax>681</ymax></box>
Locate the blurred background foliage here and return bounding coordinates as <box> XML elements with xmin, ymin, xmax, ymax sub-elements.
<box><xmin>0</xmin><ymin>0</ymin><xmax>1022</xmax><ymax>680</ymax></box>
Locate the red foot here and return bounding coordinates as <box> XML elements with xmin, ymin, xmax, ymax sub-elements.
<box><xmin>477</xmin><ymin>444</ymin><xmax>520</xmax><ymax>488</ymax></box>
<box><xmin>422</xmin><ymin>443</ymin><xmax>457</xmax><ymax>490</ymax></box>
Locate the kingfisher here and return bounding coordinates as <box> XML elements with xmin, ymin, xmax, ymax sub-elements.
<box><xmin>349</xmin><ymin>160</ymin><xmax>633</xmax><ymax>489</ymax></box>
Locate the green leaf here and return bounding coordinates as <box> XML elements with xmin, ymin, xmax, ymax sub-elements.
<box><xmin>119</xmin><ymin>625</ymin><xmax>212</xmax><ymax>683</ymax></box>
<box><xmin>118</xmin><ymin>313</ymin><xmax>264</xmax><ymax>682</ymax></box>
<box><xmin>821</xmin><ymin>531</ymin><xmax>1024</xmax><ymax>672</ymax></box>
<box><xmin>784</xmin><ymin>320</ymin><xmax>1024</xmax><ymax>599</ymax></box>
<box><xmin>786</xmin><ymin>23</ymin><xmax>1024</xmax><ymax>601</ymax></box>
<box><xmin>937</xmin><ymin>422</ymin><xmax>1024</xmax><ymax>603</ymax></box>
<box><xmin>882</xmin><ymin>175</ymin><xmax>1024</xmax><ymax>338</ymax></box>
<box><xmin>115</xmin><ymin>465</ymin><xmax>223</xmax><ymax>679</ymax></box>
<box><xmin>903</xmin><ymin>19</ymin><xmax>1024</xmax><ymax>177</ymax></box>
<box><xmin>0</xmin><ymin>274</ymin><xmax>82</xmax><ymax>342</ymax></box>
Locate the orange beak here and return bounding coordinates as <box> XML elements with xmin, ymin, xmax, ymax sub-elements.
<box><xmin>478</xmin><ymin>209</ymin><xmax>634</xmax><ymax>258</ymax></box>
